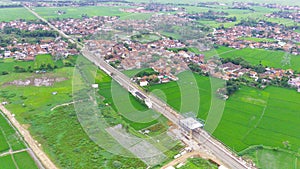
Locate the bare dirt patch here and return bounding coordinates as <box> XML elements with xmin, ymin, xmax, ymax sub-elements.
<box><xmin>4</xmin><ymin>76</ymin><xmax>67</xmax><ymax>87</ymax></box>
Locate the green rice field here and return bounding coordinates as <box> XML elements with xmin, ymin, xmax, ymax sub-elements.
<box><xmin>148</xmin><ymin>71</ymin><xmax>300</xmax><ymax>169</ymax></box>
<box><xmin>0</xmin><ymin>8</ymin><xmax>36</xmax><ymax>21</ymax></box>
<box><xmin>204</xmin><ymin>46</ymin><xmax>300</xmax><ymax>71</ymax></box>
<box><xmin>33</xmin><ymin>6</ymin><xmax>152</xmax><ymax>20</ymax></box>
<box><xmin>0</xmin><ymin>112</ymin><xmax>38</xmax><ymax>169</ymax></box>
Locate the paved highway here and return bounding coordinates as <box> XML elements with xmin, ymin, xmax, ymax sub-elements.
<box><xmin>25</xmin><ymin>6</ymin><xmax>255</xmax><ymax>169</ymax></box>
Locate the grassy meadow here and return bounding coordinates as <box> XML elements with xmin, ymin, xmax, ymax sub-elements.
<box><xmin>237</xmin><ymin>37</ymin><xmax>277</xmax><ymax>43</ymax></box>
<box><xmin>34</xmin><ymin>54</ymin><xmax>54</xmax><ymax>69</ymax></box>
<box><xmin>0</xmin><ymin>57</ymin><xmax>184</xmax><ymax>168</ymax></box>
<box><xmin>243</xmin><ymin>147</ymin><xmax>300</xmax><ymax>169</ymax></box>
<box><xmin>0</xmin><ymin>66</ymin><xmax>148</xmax><ymax>168</ymax></box>
<box><xmin>131</xmin><ymin>33</ymin><xmax>161</xmax><ymax>44</ymax></box>
<box><xmin>181</xmin><ymin>158</ymin><xmax>218</xmax><ymax>169</ymax></box>
<box><xmin>0</xmin><ymin>54</ymin><xmax>74</xmax><ymax>74</ymax></box>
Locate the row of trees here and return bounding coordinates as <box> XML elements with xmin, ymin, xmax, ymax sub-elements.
<box><xmin>188</xmin><ymin>10</ymin><xmax>236</xmax><ymax>22</ymax></box>
<box><xmin>3</xmin><ymin>27</ymin><xmax>58</xmax><ymax>38</ymax></box>
<box><xmin>0</xmin><ymin>4</ymin><xmax>22</xmax><ymax>8</ymax></box>
<box><xmin>135</xmin><ymin>69</ymin><xmax>159</xmax><ymax>77</ymax></box>
<box><xmin>13</xmin><ymin>64</ymin><xmax>57</xmax><ymax>73</ymax></box>
<box><xmin>236</xmin><ymin>19</ymin><xmax>278</xmax><ymax>27</ymax></box>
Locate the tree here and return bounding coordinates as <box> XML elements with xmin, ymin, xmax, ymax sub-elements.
<box><xmin>254</xmin><ymin>64</ymin><xmax>266</xmax><ymax>73</ymax></box>
<box><xmin>47</xmin><ymin>64</ymin><xmax>53</xmax><ymax>70</ymax></box>
<box><xmin>14</xmin><ymin>65</ymin><xmax>26</xmax><ymax>73</ymax></box>
<box><xmin>112</xmin><ymin>161</ymin><xmax>122</xmax><ymax>168</ymax></box>
<box><xmin>226</xmin><ymin>79</ymin><xmax>240</xmax><ymax>95</ymax></box>
<box><xmin>1</xmin><ymin>71</ymin><xmax>8</xmax><ymax>75</ymax></box>
<box><xmin>27</xmin><ymin>66</ymin><xmax>32</xmax><ymax>72</ymax></box>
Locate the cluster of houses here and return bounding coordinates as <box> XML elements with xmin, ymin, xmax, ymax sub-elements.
<box><xmin>218</xmin><ymin>2</ymin><xmax>300</xmax><ymax>11</ymax></box>
<box><xmin>103</xmin><ymin>13</ymin><xmax>192</xmax><ymax>35</ymax></box>
<box><xmin>122</xmin><ymin>3</ymin><xmax>184</xmax><ymax>13</ymax></box>
<box><xmin>0</xmin><ymin>19</ymin><xmax>80</xmax><ymax>60</ymax></box>
<box><xmin>262</xmin><ymin>3</ymin><xmax>300</xmax><ymax>11</ymax></box>
<box><xmin>86</xmin><ymin>38</ymin><xmax>189</xmax><ymax>76</ymax></box>
<box><xmin>177</xmin><ymin>11</ymin><xmax>236</xmax><ymax>23</ymax></box>
<box><xmin>0</xmin><ymin>20</ymin><xmax>50</xmax><ymax>31</ymax></box>
<box><xmin>288</xmin><ymin>77</ymin><xmax>300</xmax><ymax>92</ymax></box>
<box><xmin>84</xmin><ymin>15</ymin><xmax>300</xmax><ymax>91</ymax></box>
<box><xmin>86</xmin><ymin>35</ymin><xmax>299</xmax><ymax>90</ymax></box>
<box><xmin>49</xmin><ymin>16</ymin><xmax>118</xmax><ymax>36</ymax></box>
<box><xmin>134</xmin><ymin>73</ymin><xmax>178</xmax><ymax>87</ymax></box>
<box><xmin>266</xmin><ymin>11</ymin><xmax>300</xmax><ymax>23</ymax></box>
<box><xmin>195</xmin><ymin>57</ymin><xmax>300</xmax><ymax>91</ymax></box>
<box><xmin>0</xmin><ymin>39</ymin><xmax>79</xmax><ymax>60</ymax></box>
<box><xmin>1</xmin><ymin>4</ymin><xmax>298</xmax><ymax>93</ymax></box>
<box><xmin>212</xmin><ymin>21</ymin><xmax>300</xmax><ymax>54</ymax></box>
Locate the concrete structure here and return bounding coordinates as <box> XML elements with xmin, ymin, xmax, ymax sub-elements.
<box><xmin>179</xmin><ymin>117</ymin><xmax>203</xmax><ymax>138</ymax></box>
<box><xmin>179</xmin><ymin>117</ymin><xmax>204</xmax><ymax>130</ymax></box>
<box><xmin>145</xmin><ymin>98</ymin><xmax>153</xmax><ymax>108</ymax></box>
<box><xmin>91</xmin><ymin>84</ymin><xmax>99</xmax><ymax>89</ymax></box>
<box><xmin>219</xmin><ymin>165</ymin><xmax>229</xmax><ymax>169</ymax></box>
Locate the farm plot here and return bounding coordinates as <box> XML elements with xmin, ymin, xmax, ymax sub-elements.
<box><xmin>13</xmin><ymin>151</ymin><xmax>39</xmax><ymax>169</ymax></box>
<box><xmin>182</xmin><ymin>5</ymin><xmax>284</xmax><ymax>28</ymax></box>
<box><xmin>0</xmin><ymin>112</ymin><xmax>38</xmax><ymax>169</ymax></box>
<box><xmin>0</xmin><ymin>7</ymin><xmax>36</xmax><ymax>21</ymax></box>
<box><xmin>148</xmin><ymin>71</ymin><xmax>300</xmax><ymax>168</ymax></box>
<box><xmin>212</xmin><ymin>86</ymin><xmax>300</xmax><ymax>168</ymax></box>
<box><xmin>149</xmin><ymin>71</ymin><xmax>216</xmax><ymax>120</ymax></box>
<box><xmin>0</xmin><ymin>155</ymin><xmax>16</xmax><ymax>169</ymax></box>
<box><xmin>33</xmin><ymin>6</ymin><xmax>152</xmax><ymax>20</ymax></box>
<box><xmin>204</xmin><ymin>46</ymin><xmax>300</xmax><ymax>71</ymax></box>
<box><xmin>0</xmin><ymin>112</ymin><xmax>26</xmax><ymax>152</ymax></box>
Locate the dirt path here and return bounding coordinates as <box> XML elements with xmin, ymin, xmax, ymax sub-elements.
<box><xmin>0</xmin><ymin>148</ymin><xmax>28</xmax><ymax>157</ymax></box>
<box><xmin>50</xmin><ymin>100</ymin><xmax>85</xmax><ymax>111</ymax></box>
<box><xmin>0</xmin><ymin>104</ymin><xmax>58</xmax><ymax>169</ymax></box>
<box><xmin>161</xmin><ymin>151</ymin><xmax>220</xmax><ymax>169</ymax></box>
<box><xmin>50</xmin><ymin>101</ymin><xmax>75</xmax><ymax>111</ymax></box>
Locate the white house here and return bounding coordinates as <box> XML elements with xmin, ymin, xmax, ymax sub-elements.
<box><xmin>139</xmin><ymin>80</ymin><xmax>148</xmax><ymax>87</ymax></box>
<box><xmin>91</xmin><ymin>84</ymin><xmax>99</xmax><ymax>89</ymax></box>
<box><xmin>4</xmin><ymin>51</ymin><xmax>11</xmax><ymax>58</ymax></box>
